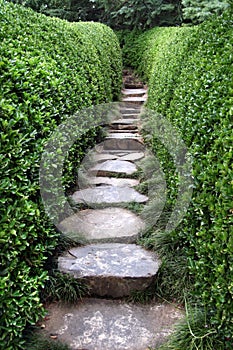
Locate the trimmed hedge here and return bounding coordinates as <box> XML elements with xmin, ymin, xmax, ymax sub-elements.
<box><xmin>123</xmin><ymin>12</ymin><xmax>233</xmax><ymax>348</ymax></box>
<box><xmin>0</xmin><ymin>1</ymin><xmax>122</xmax><ymax>348</ymax></box>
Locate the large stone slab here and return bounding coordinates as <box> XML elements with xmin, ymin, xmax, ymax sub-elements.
<box><xmin>104</xmin><ymin>134</ymin><xmax>144</xmax><ymax>151</ymax></box>
<box><xmin>86</xmin><ymin>176</ymin><xmax>139</xmax><ymax>187</ymax></box>
<box><xmin>108</xmin><ymin>129</ymin><xmax>139</xmax><ymax>134</ymax></box>
<box><xmin>59</xmin><ymin>208</ymin><xmax>145</xmax><ymax>243</ymax></box>
<box><xmin>122</xmin><ymin>113</ymin><xmax>139</xmax><ymax>121</ymax></box>
<box><xmin>119</xmin><ymin>152</ymin><xmax>145</xmax><ymax>162</ymax></box>
<box><xmin>58</xmin><ymin>243</ymin><xmax>160</xmax><ymax>297</ymax></box>
<box><xmin>71</xmin><ymin>186</ymin><xmax>148</xmax><ymax>206</ymax></box>
<box><xmin>111</xmin><ymin>118</ymin><xmax>139</xmax><ymax>125</ymax></box>
<box><xmin>90</xmin><ymin>153</ymin><xmax>119</xmax><ymax>163</ymax></box>
<box><xmin>120</xmin><ymin>108</ymin><xmax>141</xmax><ymax>114</ymax></box>
<box><xmin>122</xmin><ymin>96</ymin><xmax>147</xmax><ymax>105</ymax></box>
<box><xmin>42</xmin><ymin>299</ymin><xmax>183</xmax><ymax>350</ymax></box>
<box><xmin>89</xmin><ymin>159</ymin><xmax>137</xmax><ymax>176</ymax></box>
<box><xmin>122</xmin><ymin>88</ymin><xmax>147</xmax><ymax>97</ymax></box>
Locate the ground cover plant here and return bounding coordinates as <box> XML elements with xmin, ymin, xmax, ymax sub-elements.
<box><xmin>0</xmin><ymin>1</ymin><xmax>122</xmax><ymax>348</ymax></box>
<box><xmin>122</xmin><ymin>10</ymin><xmax>233</xmax><ymax>349</ymax></box>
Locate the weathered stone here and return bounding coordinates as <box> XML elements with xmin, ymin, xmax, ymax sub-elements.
<box><xmin>120</xmin><ymin>108</ymin><xmax>141</xmax><ymax>115</ymax></box>
<box><xmin>89</xmin><ymin>160</ymin><xmax>137</xmax><ymax>177</ymax></box>
<box><xmin>71</xmin><ymin>186</ymin><xmax>148</xmax><ymax>206</ymax></box>
<box><xmin>111</xmin><ymin>118</ymin><xmax>139</xmax><ymax>125</ymax></box>
<box><xmin>90</xmin><ymin>153</ymin><xmax>119</xmax><ymax>163</ymax></box>
<box><xmin>121</xmin><ymin>114</ymin><xmax>140</xmax><ymax>119</ymax></box>
<box><xmin>42</xmin><ymin>299</ymin><xmax>183</xmax><ymax>350</ymax></box>
<box><xmin>58</xmin><ymin>243</ymin><xmax>160</xmax><ymax>297</ymax></box>
<box><xmin>104</xmin><ymin>134</ymin><xmax>144</xmax><ymax>151</ymax></box>
<box><xmin>108</xmin><ymin>129</ymin><xmax>138</xmax><ymax>133</ymax></box>
<box><xmin>122</xmin><ymin>88</ymin><xmax>147</xmax><ymax>97</ymax></box>
<box><xmin>58</xmin><ymin>208</ymin><xmax>145</xmax><ymax>243</ymax></box>
<box><xmin>122</xmin><ymin>96</ymin><xmax>147</xmax><ymax>105</ymax></box>
<box><xmin>86</xmin><ymin>176</ymin><xmax>139</xmax><ymax>187</ymax></box>
<box><xmin>119</xmin><ymin>152</ymin><xmax>145</xmax><ymax>162</ymax></box>
<box><xmin>110</xmin><ymin>118</ymin><xmax>139</xmax><ymax>130</ymax></box>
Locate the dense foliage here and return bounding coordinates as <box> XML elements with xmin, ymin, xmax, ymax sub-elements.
<box><xmin>182</xmin><ymin>0</ymin><xmax>230</xmax><ymax>23</ymax></box>
<box><xmin>123</xmin><ymin>12</ymin><xmax>233</xmax><ymax>349</ymax></box>
<box><xmin>8</xmin><ymin>0</ymin><xmax>183</xmax><ymax>28</ymax></box>
<box><xmin>0</xmin><ymin>1</ymin><xmax>122</xmax><ymax>348</ymax></box>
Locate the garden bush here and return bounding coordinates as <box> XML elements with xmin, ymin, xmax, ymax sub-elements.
<box><xmin>123</xmin><ymin>11</ymin><xmax>233</xmax><ymax>349</ymax></box>
<box><xmin>0</xmin><ymin>1</ymin><xmax>122</xmax><ymax>348</ymax></box>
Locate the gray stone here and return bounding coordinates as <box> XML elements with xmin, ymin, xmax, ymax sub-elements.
<box><xmin>86</xmin><ymin>177</ymin><xmax>139</xmax><ymax>187</ymax></box>
<box><xmin>71</xmin><ymin>186</ymin><xmax>148</xmax><ymax>206</ymax></box>
<box><xmin>58</xmin><ymin>243</ymin><xmax>160</xmax><ymax>297</ymax></box>
<box><xmin>121</xmin><ymin>114</ymin><xmax>140</xmax><ymax>119</ymax></box>
<box><xmin>104</xmin><ymin>134</ymin><xmax>144</xmax><ymax>151</ymax></box>
<box><xmin>42</xmin><ymin>299</ymin><xmax>183</xmax><ymax>350</ymax></box>
<box><xmin>108</xmin><ymin>129</ymin><xmax>138</xmax><ymax>134</ymax></box>
<box><xmin>90</xmin><ymin>153</ymin><xmax>119</xmax><ymax>163</ymax></box>
<box><xmin>89</xmin><ymin>159</ymin><xmax>137</xmax><ymax>176</ymax></box>
<box><xmin>111</xmin><ymin>118</ymin><xmax>139</xmax><ymax>125</ymax></box>
<box><xmin>122</xmin><ymin>96</ymin><xmax>147</xmax><ymax>105</ymax></box>
<box><xmin>58</xmin><ymin>208</ymin><xmax>145</xmax><ymax>243</ymax></box>
<box><xmin>122</xmin><ymin>88</ymin><xmax>147</xmax><ymax>97</ymax></box>
<box><xmin>120</xmin><ymin>108</ymin><xmax>141</xmax><ymax>114</ymax></box>
<box><xmin>119</xmin><ymin>152</ymin><xmax>145</xmax><ymax>162</ymax></box>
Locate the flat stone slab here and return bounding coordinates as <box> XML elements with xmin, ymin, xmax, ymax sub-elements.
<box><xmin>120</xmin><ymin>108</ymin><xmax>141</xmax><ymax>114</ymax></box>
<box><xmin>121</xmin><ymin>114</ymin><xmax>140</xmax><ymax>119</ymax></box>
<box><xmin>90</xmin><ymin>160</ymin><xmax>137</xmax><ymax>176</ymax></box>
<box><xmin>108</xmin><ymin>129</ymin><xmax>138</xmax><ymax>134</ymax></box>
<box><xmin>42</xmin><ymin>299</ymin><xmax>183</xmax><ymax>350</ymax></box>
<box><xmin>86</xmin><ymin>177</ymin><xmax>139</xmax><ymax>187</ymax></box>
<box><xmin>110</xmin><ymin>118</ymin><xmax>139</xmax><ymax>130</ymax></box>
<box><xmin>71</xmin><ymin>186</ymin><xmax>148</xmax><ymax>206</ymax></box>
<box><xmin>122</xmin><ymin>96</ymin><xmax>147</xmax><ymax>104</ymax></box>
<box><xmin>122</xmin><ymin>88</ymin><xmax>147</xmax><ymax>96</ymax></box>
<box><xmin>58</xmin><ymin>243</ymin><xmax>160</xmax><ymax>297</ymax></box>
<box><xmin>119</xmin><ymin>152</ymin><xmax>145</xmax><ymax>162</ymax></box>
<box><xmin>107</xmin><ymin>132</ymin><xmax>141</xmax><ymax>138</ymax></box>
<box><xmin>90</xmin><ymin>153</ymin><xmax>119</xmax><ymax>163</ymax></box>
<box><xmin>111</xmin><ymin>118</ymin><xmax>139</xmax><ymax>125</ymax></box>
<box><xmin>59</xmin><ymin>208</ymin><xmax>145</xmax><ymax>243</ymax></box>
<box><xmin>104</xmin><ymin>135</ymin><xmax>144</xmax><ymax>151</ymax></box>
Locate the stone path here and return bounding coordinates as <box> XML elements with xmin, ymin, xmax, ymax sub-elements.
<box><xmin>41</xmin><ymin>74</ymin><xmax>183</xmax><ymax>349</ymax></box>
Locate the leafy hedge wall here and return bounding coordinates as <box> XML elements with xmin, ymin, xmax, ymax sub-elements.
<box><xmin>0</xmin><ymin>1</ymin><xmax>122</xmax><ymax>348</ymax></box>
<box><xmin>123</xmin><ymin>13</ymin><xmax>233</xmax><ymax>348</ymax></box>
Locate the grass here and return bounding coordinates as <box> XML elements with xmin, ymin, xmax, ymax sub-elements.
<box><xmin>24</xmin><ymin>333</ymin><xmax>71</xmax><ymax>350</ymax></box>
<box><xmin>41</xmin><ymin>271</ymin><xmax>90</xmax><ymax>304</ymax></box>
<box><xmin>157</xmin><ymin>305</ymin><xmax>223</xmax><ymax>350</ymax></box>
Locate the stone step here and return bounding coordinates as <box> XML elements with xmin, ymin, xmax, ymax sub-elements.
<box><xmin>89</xmin><ymin>153</ymin><xmax>119</xmax><ymax>163</ymax></box>
<box><xmin>86</xmin><ymin>176</ymin><xmax>140</xmax><ymax>188</ymax></box>
<box><xmin>58</xmin><ymin>243</ymin><xmax>160</xmax><ymax>297</ymax></box>
<box><xmin>58</xmin><ymin>207</ymin><xmax>145</xmax><ymax>243</ymax></box>
<box><xmin>120</xmin><ymin>108</ymin><xmax>141</xmax><ymax>114</ymax></box>
<box><xmin>110</xmin><ymin>118</ymin><xmax>140</xmax><ymax>130</ymax></box>
<box><xmin>42</xmin><ymin>299</ymin><xmax>183</xmax><ymax>350</ymax></box>
<box><xmin>119</xmin><ymin>152</ymin><xmax>145</xmax><ymax>162</ymax></box>
<box><xmin>108</xmin><ymin>129</ymin><xmax>139</xmax><ymax>134</ymax></box>
<box><xmin>120</xmin><ymin>113</ymin><xmax>141</xmax><ymax>119</ymax></box>
<box><xmin>124</xmin><ymin>82</ymin><xmax>144</xmax><ymax>88</ymax></box>
<box><xmin>122</xmin><ymin>88</ymin><xmax>147</xmax><ymax>98</ymax></box>
<box><xmin>104</xmin><ymin>134</ymin><xmax>144</xmax><ymax>151</ymax></box>
<box><xmin>89</xmin><ymin>159</ymin><xmax>137</xmax><ymax>177</ymax></box>
<box><xmin>122</xmin><ymin>96</ymin><xmax>147</xmax><ymax>105</ymax></box>
<box><xmin>71</xmin><ymin>186</ymin><xmax>148</xmax><ymax>206</ymax></box>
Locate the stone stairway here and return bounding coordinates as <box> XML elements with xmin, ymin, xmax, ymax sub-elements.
<box><xmin>41</xmin><ymin>75</ymin><xmax>183</xmax><ymax>350</ymax></box>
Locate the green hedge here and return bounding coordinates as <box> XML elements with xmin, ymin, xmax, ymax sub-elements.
<box><xmin>0</xmin><ymin>1</ymin><xmax>122</xmax><ymax>348</ymax></box>
<box><xmin>123</xmin><ymin>13</ymin><xmax>233</xmax><ymax>348</ymax></box>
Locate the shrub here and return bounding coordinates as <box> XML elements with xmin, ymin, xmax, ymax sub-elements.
<box><xmin>0</xmin><ymin>1</ymin><xmax>122</xmax><ymax>348</ymax></box>
<box><xmin>123</xmin><ymin>11</ymin><xmax>233</xmax><ymax>348</ymax></box>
